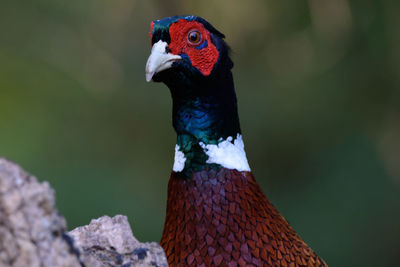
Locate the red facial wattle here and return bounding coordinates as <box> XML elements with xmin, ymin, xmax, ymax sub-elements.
<box><xmin>149</xmin><ymin>21</ymin><xmax>154</xmax><ymax>45</ymax></box>
<box><xmin>168</xmin><ymin>20</ymin><xmax>219</xmax><ymax>76</ymax></box>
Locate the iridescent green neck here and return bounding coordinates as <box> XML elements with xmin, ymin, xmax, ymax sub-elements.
<box><xmin>171</xmin><ymin>79</ymin><xmax>242</xmax><ymax>177</ymax></box>
<box><xmin>157</xmin><ymin>41</ymin><xmax>245</xmax><ymax>177</ymax></box>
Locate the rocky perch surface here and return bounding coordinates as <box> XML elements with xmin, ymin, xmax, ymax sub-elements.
<box><xmin>0</xmin><ymin>158</ymin><xmax>168</xmax><ymax>267</ymax></box>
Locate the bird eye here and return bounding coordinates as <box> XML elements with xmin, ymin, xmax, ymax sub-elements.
<box><xmin>187</xmin><ymin>30</ymin><xmax>202</xmax><ymax>45</ymax></box>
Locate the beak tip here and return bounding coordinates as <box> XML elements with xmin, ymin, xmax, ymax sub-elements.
<box><xmin>145</xmin><ymin>72</ymin><xmax>153</xmax><ymax>82</ymax></box>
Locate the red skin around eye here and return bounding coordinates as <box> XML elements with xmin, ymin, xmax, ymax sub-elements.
<box><xmin>168</xmin><ymin>20</ymin><xmax>219</xmax><ymax>76</ymax></box>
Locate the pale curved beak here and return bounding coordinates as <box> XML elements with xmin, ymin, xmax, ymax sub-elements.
<box><xmin>145</xmin><ymin>40</ymin><xmax>181</xmax><ymax>82</ymax></box>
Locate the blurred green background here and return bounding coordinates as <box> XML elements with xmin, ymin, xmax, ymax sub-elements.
<box><xmin>1</xmin><ymin>0</ymin><xmax>399</xmax><ymax>266</ymax></box>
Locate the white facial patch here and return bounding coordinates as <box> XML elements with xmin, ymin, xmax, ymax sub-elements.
<box><xmin>173</xmin><ymin>144</ymin><xmax>186</xmax><ymax>172</ymax></box>
<box><xmin>199</xmin><ymin>134</ymin><xmax>251</xmax><ymax>172</ymax></box>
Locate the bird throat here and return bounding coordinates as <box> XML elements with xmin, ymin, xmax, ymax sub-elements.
<box><xmin>169</xmin><ymin>76</ymin><xmax>250</xmax><ymax>178</ymax></box>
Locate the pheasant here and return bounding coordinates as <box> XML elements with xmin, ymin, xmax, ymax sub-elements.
<box><xmin>145</xmin><ymin>15</ymin><xmax>327</xmax><ymax>267</ymax></box>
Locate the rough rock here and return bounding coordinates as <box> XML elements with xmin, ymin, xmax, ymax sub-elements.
<box><xmin>0</xmin><ymin>158</ymin><xmax>168</xmax><ymax>267</ymax></box>
<box><xmin>0</xmin><ymin>158</ymin><xmax>81</xmax><ymax>267</ymax></box>
<box><xmin>69</xmin><ymin>215</ymin><xmax>168</xmax><ymax>267</ymax></box>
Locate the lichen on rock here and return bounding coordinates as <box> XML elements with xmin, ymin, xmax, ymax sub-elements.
<box><xmin>69</xmin><ymin>215</ymin><xmax>168</xmax><ymax>267</ymax></box>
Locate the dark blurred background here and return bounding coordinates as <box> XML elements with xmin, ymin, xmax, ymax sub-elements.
<box><xmin>1</xmin><ymin>0</ymin><xmax>399</xmax><ymax>266</ymax></box>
